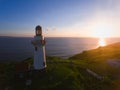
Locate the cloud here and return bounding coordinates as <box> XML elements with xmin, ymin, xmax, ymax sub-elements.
<box><xmin>45</xmin><ymin>26</ymin><xmax>57</xmax><ymax>31</ymax></box>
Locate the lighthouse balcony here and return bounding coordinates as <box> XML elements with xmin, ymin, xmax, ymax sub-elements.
<box><xmin>31</xmin><ymin>40</ymin><xmax>46</xmax><ymax>46</ymax></box>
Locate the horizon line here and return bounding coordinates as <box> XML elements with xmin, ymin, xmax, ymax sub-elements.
<box><xmin>0</xmin><ymin>35</ymin><xmax>120</xmax><ymax>38</ymax></box>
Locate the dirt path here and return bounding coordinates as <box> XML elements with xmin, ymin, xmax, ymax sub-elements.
<box><xmin>86</xmin><ymin>69</ymin><xmax>103</xmax><ymax>80</ymax></box>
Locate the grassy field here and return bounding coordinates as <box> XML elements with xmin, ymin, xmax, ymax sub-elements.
<box><xmin>0</xmin><ymin>42</ymin><xmax>120</xmax><ymax>90</ymax></box>
<box><xmin>70</xmin><ymin>42</ymin><xmax>120</xmax><ymax>75</ymax></box>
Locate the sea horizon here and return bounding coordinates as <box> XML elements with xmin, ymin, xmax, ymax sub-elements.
<box><xmin>0</xmin><ymin>35</ymin><xmax>120</xmax><ymax>38</ymax></box>
<box><xmin>0</xmin><ymin>36</ymin><xmax>120</xmax><ymax>62</ymax></box>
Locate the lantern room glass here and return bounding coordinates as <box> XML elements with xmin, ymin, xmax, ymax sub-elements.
<box><xmin>35</xmin><ymin>25</ymin><xmax>42</xmax><ymax>36</ymax></box>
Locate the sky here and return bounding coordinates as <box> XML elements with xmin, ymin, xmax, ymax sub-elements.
<box><xmin>0</xmin><ymin>0</ymin><xmax>120</xmax><ymax>37</ymax></box>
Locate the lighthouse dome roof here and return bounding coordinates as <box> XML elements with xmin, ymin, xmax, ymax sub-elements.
<box><xmin>35</xmin><ymin>25</ymin><xmax>42</xmax><ymax>30</ymax></box>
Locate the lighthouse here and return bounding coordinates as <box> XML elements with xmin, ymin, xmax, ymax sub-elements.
<box><xmin>32</xmin><ymin>25</ymin><xmax>47</xmax><ymax>70</ymax></box>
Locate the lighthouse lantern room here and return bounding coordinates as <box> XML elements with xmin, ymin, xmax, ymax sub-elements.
<box><xmin>32</xmin><ymin>25</ymin><xmax>47</xmax><ymax>70</ymax></box>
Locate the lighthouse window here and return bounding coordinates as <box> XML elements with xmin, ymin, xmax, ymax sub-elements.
<box><xmin>35</xmin><ymin>47</ymin><xmax>37</xmax><ymax>51</ymax></box>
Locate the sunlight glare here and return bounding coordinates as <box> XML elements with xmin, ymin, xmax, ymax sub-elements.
<box><xmin>93</xmin><ymin>23</ymin><xmax>113</xmax><ymax>38</ymax></box>
<box><xmin>98</xmin><ymin>38</ymin><xmax>106</xmax><ymax>46</ymax></box>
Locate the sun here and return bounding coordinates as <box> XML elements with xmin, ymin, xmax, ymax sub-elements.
<box><xmin>92</xmin><ymin>23</ymin><xmax>114</xmax><ymax>46</ymax></box>
<box><xmin>92</xmin><ymin>23</ymin><xmax>113</xmax><ymax>38</ymax></box>
<box><xmin>98</xmin><ymin>38</ymin><xmax>106</xmax><ymax>46</ymax></box>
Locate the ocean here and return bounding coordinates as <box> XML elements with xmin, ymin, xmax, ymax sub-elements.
<box><xmin>0</xmin><ymin>37</ymin><xmax>120</xmax><ymax>61</ymax></box>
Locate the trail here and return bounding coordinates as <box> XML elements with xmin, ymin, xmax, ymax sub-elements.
<box><xmin>86</xmin><ymin>69</ymin><xmax>103</xmax><ymax>80</ymax></box>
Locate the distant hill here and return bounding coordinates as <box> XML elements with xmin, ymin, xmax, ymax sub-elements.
<box><xmin>70</xmin><ymin>42</ymin><xmax>120</xmax><ymax>60</ymax></box>
<box><xmin>0</xmin><ymin>42</ymin><xmax>120</xmax><ymax>90</ymax></box>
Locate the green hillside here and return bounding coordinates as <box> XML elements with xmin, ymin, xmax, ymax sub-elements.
<box><xmin>0</xmin><ymin>42</ymin><xmax>120</xmax><ymax>90</ymax></box>
<box><xmin>70</xmin><ymin>42</ymin><xmax>120</xmax><ymax>75</ymax></box>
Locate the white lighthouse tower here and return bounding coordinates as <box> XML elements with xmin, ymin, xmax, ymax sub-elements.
<box><xmin>32</xmin><ymin>25</ymin><xmax>47</xmax><ymax>70</ymax></box>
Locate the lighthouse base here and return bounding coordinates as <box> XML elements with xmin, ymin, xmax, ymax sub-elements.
<box><xmin>31</xmin><ymin>68</ymin><xmax>47</xmax><ymax>78</ymax></box>
<box><xmin>33</xmin><ymin>67</ymin><xmax>47</xmax><ymax>72</ymax></box>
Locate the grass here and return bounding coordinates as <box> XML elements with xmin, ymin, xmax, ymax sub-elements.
<box><xmin>70</xmin><ymin>42</ymin><xmax>120</xmax><ymax>75</ymax></box>
<box><xmin>0</xmin><ymin>57</ymin><xmax>112</xmax><ymax>90</ymax></box>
